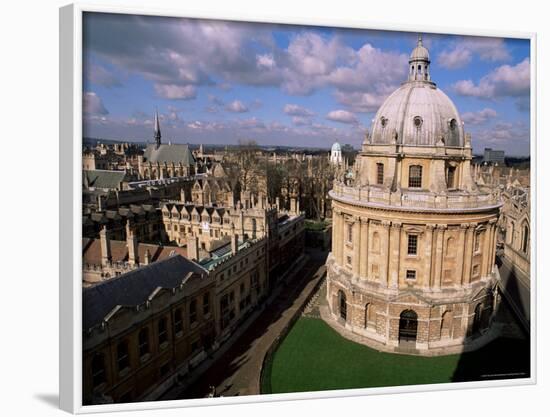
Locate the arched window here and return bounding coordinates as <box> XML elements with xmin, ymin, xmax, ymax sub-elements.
<box><xmin>347</xmin><ymin>223</ymin><xmax>353</xmax><ymax>243</ymax></box>
<box><xmin>509</xmin><ymin>221</ymin><xmax>515</xmax><ymax>245</ymax></box>
<box><xmin>91</xmin><ymin>352</ymin><xmax>106</xmax><ymax>388</ymax></box>
<box><xmin>138</xmin><ymin>328</ymin><xmax>150</xmax><ymax>358</ymax></box>
<box><xmin>338</xmin><ymin>290</ymin><xmax>347</xmax><ymax>321</ymax></box>
<box><xmin>446</xmin><ymin>166</ymin><xmax>456</xmax><ymax>189</ymax></box>
<box><xmin>364</xmin><ymin>303</ymin><xmax>375</xmax><ymax>329</ymax></box>
<box><xmin>522</xmin><ymin>223</ymin><xmax>529</xmax><ymax>253</ymax></box>
<box><xmin>440</xmin><ymin>311</ymin><xmax>452</xmax><ymax>339</ymax></box>
<box><xmin>418</xmin><ymin>64</ymin><xmax>422</xmax><ymax>73</ymax></box>
<box><xmin>408</xmin><ymin>165</ymin><xmax>422</xmax><ymax>188</ymax></box>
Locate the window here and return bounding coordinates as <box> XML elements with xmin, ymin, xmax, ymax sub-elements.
<box><xmin>347</xmin><ymin>223</ymin><xmax>353</xmax><ymax>243</ymax></box>
<box><xmin>338</xmin><ymin>290</ymin><xmax>347</xmax><ymax>321</ymax></box>
<box><xmin>413</xmin><ymin>116</ymin><xmax>423</xmax><ymax>128</ymax></box>
<box><xmin>407</xmin><ymin>234</ymin><xmax>418</xmax><ymax>255</ymax></box>
<box><xmin>376</xmin><ymin>163</ymin><xmax>384</xmax><ymax>185</ymax></box>
<box><xmin>474</xmin><ymin>232</ymin><xmax>481</xmax><ymax>252</ymax></box>
<box><xmin>174</xmin><ymin>308</ymin><xmax>183</xmax><ymax>334</ymax></box>
<box><xmin>158</xmin><ymin>317</ymin><xmax>168</xmax><ymax>346</ymax></box>
<box><xmin>346</xmin><ymin>255</ymin><xmax>352</xmax><ymax>266</ymax></box>
<box><xmin>522</xmin><ymin>224</ymin><xmax>529</xmax><ymax>253</ymax></box>
<box><xmin>203</xmin><ymin>293</ymin><xmax>210</xmax><ymax>315</ymax></box>
<box><xmin>447</xmin><ymin>166</ymin><xmax>456</xmax><ymax>189</ymax></box>
<box><xmin>406</xmin><ymin>270</ymin><xmax>416</xmax><ymax>280</ymax></box>
<box><xmin>138</xmin><ymin>328</ymin><xmax>150</xmax><ymax>358</ymax></box>
<box><xmin>91</xmin><ymin>353</ymin><xmax>106</xmax><ymax>388</ymax></box>
<box><xmin>408</xmin><ymin>165</ymin><xmax>422</xmax><ymax>188</ymax></box>
<box><xmin>380</xmin><ymin>116</ymin><xmax>388</xmax><ymax>128</ymax></box>
<box><xmin>473</xmin><ymin>264</ymin><xmax>480</xmax><ymax>277</ymax></box>
<box><xmin>190</xmin><ymin>300</ymin><xmax>197</xmax><ymax>324</ymax></box>
<box><xmin>116</xmin><ymin>341</ymin><xmax>130</xmax><ymax>373</ymax></box>
<box><xmin>449</xmin><ymin>118</ymin><xmax>457</xmax><ymax>130</ymax></box>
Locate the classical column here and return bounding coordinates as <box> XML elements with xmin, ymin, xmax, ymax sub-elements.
<box><xmin>462</xmin><ymin>224</ymin><xmax>476</xmax><ymax>285</ymax></box>
<box><xmin>457</xmin><ymin>224</ymin><xmax>468</xmax><ymax>285</ymax></box>
<box><xmin>481</xmin><ymin>224</ymin><xmax>491</xmax><ymax>278</ymax></box>
<box><xmin>381</xmin><ymin>220</ymin><xmax>391</xmax><ymax>287</ymax></box>
<box><xmin>335</xmin><ymin>210</ymin><xmax>344</xmax><ymax>266</ymax></box>
<box><xmin>388</xmin><ymin>221</ymin><xmax>402</xmax><ymax>288</ymax></box>
<box><xmin>359</xmin><ymin>219</ymin><xmax>369</xmax><ymax>278</ymax></box>
<box><xmin>486</xmin><ymin>219</ymin><xmax>498</xmax><ymax>276</ymax></box>
<box><xmin>331</xmin><ymin>208</ymin><xmax>338</xmax><ymax>258</ymax></box>
<box><xmin>433</xmin><ymin>225</ymin><xmax>446</xmax><ymax>289</ymax></box>
<box><xmin>424</xmin><ymin>224</ymin><xmax>435</xmax><ymax>288</ymax></box>
<box><xmin>352</xmin><ymin>216</ymin><xmax>361</xmax><ymax>276</ymax></box>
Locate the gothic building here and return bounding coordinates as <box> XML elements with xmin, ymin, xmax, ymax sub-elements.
<box><xmin>326</xmin><ymin>36</ymin><xmax>502</xmax><ymax>354</ymax></box>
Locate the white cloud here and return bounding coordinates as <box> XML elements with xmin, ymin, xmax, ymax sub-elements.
<box><xmin>225</xmin><ymin>100</ymin><xmax>249</xmax><ymax>113</ymax></box>
<box><xmin>154</xmin><ymin>84</ymin><xmax>197</xmax><ymax>100</ymax></box>
<box><xmin>452</xmin><ymin>58</ymin><xmax>530</xmax><ymax>100</ymax></box>
<box><xmin>83</xmin><ymin>92</ymin><xmax>108</xmax><ymax>115</ymax></box>
<box><xmin>326</xmin><ymin>110</ymin><xmax>358</xmax><ymax>124</ymax></box>
<box><xmin>86</xmin><ymin>64</ymin><xmax>122</xmax><ymax>87</ymax></box>
<box><xmin>291</xmin><ymin>116</ymin><xmax>312</xmax><ymax>126</ymax></box>
<box><xmin>283</xmin><ymin>104</ymin><xmax>314</xmax><ymax>117</ymax></box>
<box><xmin>461</xmin><ymin>108</ymin><xmax>497</xmax><ymax>125</ymax></box>
<box><xmin>437</xmin><ymin>37</ymin><xmax>511</xmax><ymax>69</ymax></box>
<box><xmin>256</xmin><ymin>53</ymin><xmax>276</xmax><ymax>69</ymax></box>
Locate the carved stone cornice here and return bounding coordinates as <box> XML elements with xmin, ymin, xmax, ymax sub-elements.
<box><xmin>380</xmin><ymin>220</ymin><xmax>391</xmax><ymax>228</ymax></box>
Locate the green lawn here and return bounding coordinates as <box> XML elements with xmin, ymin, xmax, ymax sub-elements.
<box><xmin>262</xmin><ymin>317</ymin><xmax>529</xmax><ymax>394</ymax></box>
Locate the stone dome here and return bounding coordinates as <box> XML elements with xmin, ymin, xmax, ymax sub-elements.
<box><xmin>368</xmin><ymin>36</ymin><xmax>464</xmax><ymax>148</ymax></box>
<box><xmin>331</xmin><ymin>142</ymin><xmax>342</xmax><ymax>152</ymax></box>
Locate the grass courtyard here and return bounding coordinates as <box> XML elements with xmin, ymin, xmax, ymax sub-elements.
<box><xmin>261</xmin><ymin>317</ymin><xmax>530</xmax><ymax>394</ymax></box>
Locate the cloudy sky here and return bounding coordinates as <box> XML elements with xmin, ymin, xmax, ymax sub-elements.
<box><xmin>83</xmin><ymin>12</ymin><xmax>531</xmax><ymax>155</ymax></box>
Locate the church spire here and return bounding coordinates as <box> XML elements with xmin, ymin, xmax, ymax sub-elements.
<box><xmin>154</xmin><ymin>108</ymin><xmax>161</xmax><ymax>148</ymax></box>
<box><xmin>408</xmin><ymin>33</ymin><xmax>431</xmax><ymax>83</ymax></box>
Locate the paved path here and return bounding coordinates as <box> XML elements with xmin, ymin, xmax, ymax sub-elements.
<box><xmin>161</xmin><ymin>250</ymin><xmax>327</xmax><ymax>400</ymax></box>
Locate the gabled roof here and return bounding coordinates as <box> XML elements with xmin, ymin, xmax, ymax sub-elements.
<box><xmin>143</xmin><ymin>144</ymin><xmax>196</xmax><ymax>165</ymax></box>
<box><xmin>83</xmin><ymin>170</ymin><xmax>128</xmax><ymax>190</ymax></box>
<box><xmin>83</xmin><ymin>254</ymin><xmax>207</xmax><ymax>330</ymax></box>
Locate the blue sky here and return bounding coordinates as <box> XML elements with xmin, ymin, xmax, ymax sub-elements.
<box><xmin>83</xmin><ymin>13</ymin><xmax>531</xmax><ymax>155</ymax></box>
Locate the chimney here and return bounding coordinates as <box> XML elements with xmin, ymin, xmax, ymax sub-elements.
<box><xmin>126</xmin><ymin>220</ymin><xmax>139</xmax><ymax>266</ymax></box>
<box><xmin>99</xmin><ymin>225</ymin><xmax>111</xmax><ymax>267</ymax></box>
<box><xmin>187</xmin><ymin>236</ymin><xmax>200</xmax><ymax>261</ymax></box>
<box><xmin>143</xmin><ymin>249</ymin><xmax>151</xmax><ymax>265</ymax></box>
<box><xmin>231</xmin><ymin>234</ymin><xmax>239</xmax><ymax>255</ymax></box>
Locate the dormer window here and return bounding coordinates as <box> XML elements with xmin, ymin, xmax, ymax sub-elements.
<box><xmin>380</xmin><ymin>117</ymin><xmax>388</xmax><ymax>128</ymax></box>
<box><xmin>413</xmin><ymin>116</ymin><xmax>423</xmax><ymax>128</ymax></box>
<box><xmin>449</xmin><ymin>118</ymin><xmax>457</xmax><ymax>130</ymax></box>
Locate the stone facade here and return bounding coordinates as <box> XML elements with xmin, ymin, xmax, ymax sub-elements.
<box><xmin>325</xmin><ymin>36</ymin><xmax>501</xmax><ymax>355</ymax></box>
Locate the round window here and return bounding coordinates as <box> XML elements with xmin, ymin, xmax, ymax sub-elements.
<box><xmin>380</xmin><ymin>117</ymin><xmax>388</xmax><ymax>127</ymax></box>
<box><xmin>413</xmin><ymin>116</ymin><xmax>423</xmax><ymax>128</ymax></box>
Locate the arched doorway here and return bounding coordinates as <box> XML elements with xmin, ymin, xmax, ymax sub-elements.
<box><xmin>472</xmin><ymin>303</ymin><xmax>483</xmax><ymax>334</ymax></box>
<box><xmin>399</xmin><ymin>310</ymin><xmax>418</xmax><ymax>343</ymax></box>
<box><xmin>338</xmin><ymin>290</ymin><xmax>347</xmax><ymax>321</ymax></box>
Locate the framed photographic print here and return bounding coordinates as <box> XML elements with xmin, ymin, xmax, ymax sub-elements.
<box><xmin>59</xmin><ymin>2</ymin><xmax>536</xmax><ymax>413</ymax></box>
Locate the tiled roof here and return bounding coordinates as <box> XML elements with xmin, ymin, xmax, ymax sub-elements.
<box><xmin>83</xmin><ymin>255</ymin><xmax>208</xmax><ymax>329</ymax></box>
<box><xmin>143</xmin><ymin>144</ymin><xmax>196</xmax><ymax>165</ymax></box>
<box><xmin>82</xmin><ymin>238</ymin><xmax>188</xmax><ymax>266</ymax></box>
<box><xmin>83</xmin><ymin>170</ymin><xmax>128</xmax><ymax>189</ymax></box>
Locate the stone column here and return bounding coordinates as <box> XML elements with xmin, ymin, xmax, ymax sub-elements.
<box><xmin>486</xmin><ymin>219</ymin><xmax>498</xmax><ymax>276</ymax></box>
<box><xmin>388</xmin><ymin>221</ymin><xmax>402</xmax><ymax>288</ymax></box>
<box><xmin>381</xmin><ymin>220</ymin><xmax>391</xmax><ymax>287</ymax></box>
<box><xmin>424</xmin><ymin>224</ymin><xmax>435</xmax><ymax>288</ymax></box>
<box><xmin>334</xmin><ymin>210</ymin><xmax>344</xmax><ymax>266</ymax></box>
<box><xmin>481</xmin><ymin>224</ymin><xmax>491</xmax><ymax>278</ymax></box>
<box><xmin>457</xmin><ymin>224</ymin><xmax>468</xmax><ymax>285</ymax></box>
<box><xmin>433</xmin><ymin>225</ymin><xmax>446</xmax><ymax>289</ymax></box>
<box><xmin>359</xmin><ymin>219</ymin><xmax>369</xmax><ymax>278</ymax></box>
<box><xmin>462</xmin><ymin>224</ymin><xmax>476</xmax><ymax>285</ymax></box>
<box><xmin>352</xmin><ymin>216</ymin><xmax>361</xmax><ymax>276</ymax></box>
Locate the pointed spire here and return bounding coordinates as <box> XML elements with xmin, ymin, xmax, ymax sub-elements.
<box><xmin>154</xmin><ymin>108</ymin><xmax>161</xmax><ymax>148</ymax></box>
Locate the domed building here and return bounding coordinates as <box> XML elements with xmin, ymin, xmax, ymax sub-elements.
<box><xmin>330</xmin><ymin>141</ymin><xmax>343</xmax><ymax>165</ymax></box>
<box><xmin>325</xmin><ymin>36</ymin><xmax>502</xmax><ymax>354</ymax></box>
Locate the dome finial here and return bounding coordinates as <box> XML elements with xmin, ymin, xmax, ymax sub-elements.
<box><xmin>418</xmin><ymin>33</ymin><xmax>423</xmax><ymax>46</ymax></box>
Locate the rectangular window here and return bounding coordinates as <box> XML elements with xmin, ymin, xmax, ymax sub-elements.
<box><xmin>376</xmin><ymin>163</ymin><xmax>384</xmax><ymax>185</ymax></box>
<box><xmin>407</xmin><ymin>234</ymin><xmax>418</xmax><ymax>255</ymax></box>
<box><xmin>190</xmin><ymin>299</ymin><xmax>197</xmax><ymax>324</ymax></box>
<box><xmin>138</xmin><ymin>328</ymin><xmax>149</xmax><ymax>358</ymax></box>
<box><xmin>474</xmin><ymin>232</ymin><xmax>481</xmax><ymax>252</ymax></box>
<box><xmin>174</xmin><ymin>308</ymin><xmax>183</xmax><ymax>334</ymax></box>
<box><xmin>203</xmin><ymin>293</ymin><xmax>210</xmax><ymax>315</ymax></box>
<box><xmin>158</xmin><ymin>317</ymin><xmax>168</xmax><ymax>346</ymax></box>
<box><xmin>408</xmin><ymin>165</ymin><xmax>423</xmax><ymax>188</ymax></box>
<box><xmin>346</xmin><ymin>255</ymin><xmax>352</xmax><ymax>266</ymax></box>
<box><xmin>447</xmin><ymin>166</ymin><xmax>456</xmax><ymax>189</ymax></box>
<box><xmin>116</xmin><ymin>341</ymin><xmax>130</xmax><ymax>372</ymax></box>
<box><xmin>406</xmin><ymin>270</ymin><xmax>416</xmax><ymax>280</ymax></box>
<box><xmin>347</xmin><ymin>223</ymin><xmax>353</xmax><ymax>243</ymax></box>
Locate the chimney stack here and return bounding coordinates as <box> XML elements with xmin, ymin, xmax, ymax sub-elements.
<box><xmin>187</xmin><ymin>236</ymin><xmax>200</xmax><ymax>261</ymax></box>
<box><xmin>231</xmin><ymin>234</ymin><xmax>239</xmax><ymax>255</ymax></box>
<box><xmin>100</xmin><ymin>225</ymin><xmax>111</xmax><ymax>267</ymax></box>
<box><xmin>126</xmin><ymin>220</ymin><xmax>139</xmax><ymax>266</ymax></box>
